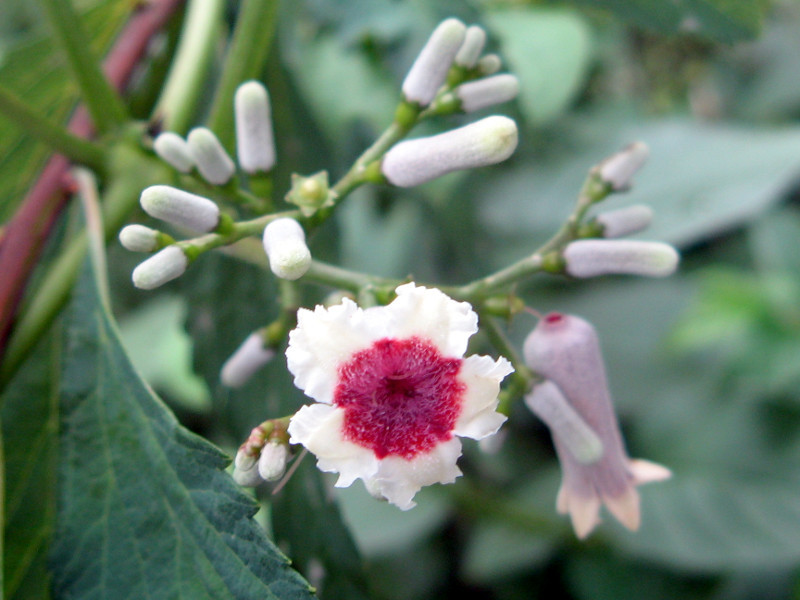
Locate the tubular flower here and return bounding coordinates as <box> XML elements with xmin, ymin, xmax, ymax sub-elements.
<box><xmin>286</xmin><ymin>283</ymin><xmax>513</xmax><ymax>510</ymax></box>
<box><xmin>523</xmin><ymin>312</ymin><xmax>671</xmax><ymax>539</ymax></box>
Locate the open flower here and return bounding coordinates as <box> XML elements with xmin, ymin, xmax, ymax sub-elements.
<box><xmin>286</xmin><ymin>283</ymin><xmax>513</xmax><ymax>509</ymax></box>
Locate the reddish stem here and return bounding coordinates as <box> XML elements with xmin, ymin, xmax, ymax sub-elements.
<box><xmin>0</xmin><ymin>0</ymin><xmax>185</xmax><ymax>364</ymax></box>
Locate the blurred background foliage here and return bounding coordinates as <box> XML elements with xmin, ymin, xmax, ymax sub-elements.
<box><xmin>3</xmin><ymin>0</ymin><xmax>800</xmax><ymax>598</ymax></box>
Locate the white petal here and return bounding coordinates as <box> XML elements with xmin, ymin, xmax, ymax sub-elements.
<box><xmin>558</xmin><ymin>484</ymin><xmax>602</xmax><ymax>539</ymax></box>
<box><xmin>384</xmin><ymin>283</ymin><xmax>477</xmax><ymax>357</ymax></box>
<box><xmin>629</xmin><ymin>458</ymin><xmax>672</xmax><ymax>484</ymax></box>
<box><xmin>602</xmin><ymin>486</ymin><xmax>641</xmax><ymax>532</ymax></box>
<box><xmin>453</xmin><ymin>355</ymin><xmax>512</xmax><ymax>439</ymax></box>
<box><xmin>369</xmin><ymin>438</ymin><xmax>463</xmax><ymax>510</ymax></box>
<box><xmin>288</xmin><ymin>403</ymin><xmax>378</xmax><ymax>487</ymax></box>
<box><xmin>286</xmin><ymin>298</ymin><xmax>386</xmax><ymax>404</ymax></box>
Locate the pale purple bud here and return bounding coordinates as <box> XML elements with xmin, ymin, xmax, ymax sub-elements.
<box><xmin>132</xmin><ymin>246</ymin><xmax>188</xmax><ymax>290</ymax></box>
<box><xmin>258</xmin><ymin>441</ymin><xmax>289</xmax><ymax>481</ymax></box>
<box><xmin>476</xmin><ymin>53</ymin><xmax>502</xmax><ymax>76</ymax></box>
<box><xmin>597</xmin><ymin>142</ymin><xmax>649</xmax><ymax>191</ymax></box>
<box><xmin>220</xmin><ymin>332</ymin><xmax>275</xmax><ymax>388</ymax></box>
<box><xmin>402</xmin><ymin>18</ymin><xmax>467</xmax><ymax>106</ymax></box>
<box><xmin>233</xmin><ymin>448</ymin><xmax>263</xmax><ymax>487</ymax></box>
<box><xmin>563</xmin><ymin>240</ymin><xmax>679</xmax><ymax>278</ymax></box>
<box><xmin>140</xmin><ymin>185</ymin><xmax>220</xmax><ymax>233</ymax></box>
<box><xmin>119</xmin><ymin>224</ymin><xmax>160</xmax><ymax>252</ymax></box>
<box><xmin>596</xmin><ymin>204</ymin><xmax>653</xmax><ymax>238</ymax></box>
<box><xmin>235</xmin><ymin>81</ymin><xmax>276</xmax><ymax>173</ymax></box>
<box><xmin>454</xmin><ymin>25</ymin><xmax>486</xmax><ymax>68</ymax></box>
<box><xmin>381</xmin><ymin>115</ymin><xmax>518</xmax><ymax>187</ymax></box>
<box><xmin>523</xmin><ymin>312</ymin><xmax>670</xmax><ymax>538</ymax></box>
<box><xmin>153</xmin><ymin>132</ymin><xmax>195</xmax><ymax>173</ymax></box>
<box><xmin>456</xmin><ymin>74</ymin><xmax>519</xmax><ymax>112</ymax></box>
<box><xmin>187</xmin><ymin>127</ymin><xmax>236</xmax><ymax>185</ymax></box>
<box><xmin>262</xmin><ymin>218</ymin><xmax>312</xmax><ymax>280</ymax></box>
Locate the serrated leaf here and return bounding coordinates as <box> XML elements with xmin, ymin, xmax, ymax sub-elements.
<box><xmin>570</xmin><ymin>0</ymin><xmax>764</xmax><ymax>42</ymax></box>
<box><xmin>486</xmin><ymin>8</ymin><xmax>592</xmax><ymax>126</ymax></box>
<box><xmin>49</xmin><ymin>263</ymin><xmax>315</xmax><ymax>600</ymax></box>
<box><xmin>0</xmin><ymin>0</ymin><xmax>129</xmax><ymax>221</ymax></box>
<box><xmin>1</xmin><ymin>332</ymin><xmax>59</xmax><ymax>600</ymax></box>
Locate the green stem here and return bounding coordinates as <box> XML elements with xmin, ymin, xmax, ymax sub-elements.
<box><xmin>301</xmin><ymin>260</ymin><xmax>398</xmax><ymax>294</ymax></box>
<box><xmin>206</xmin><ymin>0</ymin><xmax>280</xmax><ymax>150</ymax></box>
<box><xmin>152</xmin><ymin>0</ymin><xmax>225</xmax><ymax>133</ymax></box>
<box><xmin>37</xmin><ymin>0</ymin><xmax>128</xmax><ymax>133</ymax></box>
<box><xmin>185</xmin><ymin>209</ymin><xmax>300</xmax><ymax>255</ymax></box>
<box><xmin>0</xmin><ymin>87</ymin><xmax>106</xmax><ymax>172</ymax></box>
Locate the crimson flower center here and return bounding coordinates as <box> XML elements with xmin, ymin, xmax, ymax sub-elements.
<box><xmin>333</xmin><ymin>336</ymin><xmax>465</xmax><ymax>460</ymax></box>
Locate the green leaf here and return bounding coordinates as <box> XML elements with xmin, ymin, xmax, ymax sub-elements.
<box><xmin>486</xmin><ymin>8</ymin><xmax>592</xmax><ymax>126</ymax></box>
<box><xmin>0</xmin><ymin>0</ymin><xmax>129</xmax><ymax>221</ymax></box>
<box><xmin>1</xmin><ymin>332</ymin><xmax>58</xmax><ymax>600</ymax></box>
<box><xmin>569</xmin><ymin>0</ymin><xmax>764</xmax><ymax>42</ymax></box>
<box><xmin>49</xmin><ymin>264</ymin><xmax>315</xmax><ymax>600</ymax></box>
<box><xmin>460</xmin><ymin>521</ymin><xmax>553</xmax><ymax>584</ymax></box>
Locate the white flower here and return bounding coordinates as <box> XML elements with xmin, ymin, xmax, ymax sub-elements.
<box><xmin>262</xmin><ymin>218</ymin><xmax>312</xmax><ymax>280</ymax></box>
<box><xmin>258</xmin><ymin>441</ymin><xmax>289</xmax><ymax>481</ymax></box>
<box><xmin>187</xmin><ymin>127</ymin><xmax>236</xmax><ymax>185</ymax></box>
<box><xmin>119</xmin><ymin>224</ymin><xmax>161</xmax><ymax>252</ymax></box>
<box><xmin>132</xmin><ymin>246</ymin><xmax>188</xmax><ymax>290</ymax></box>
<box><xmin>153</xmin><ymin>132</ymin><xmax>195</xmax><ymax>173</ymax></box>
<box><xmin>402</xmin><ymin>18</ymin><xmax>467</xmax><ymax>106</ymax></box>
<box><xmin>563</xmin><ymin>239</ymin><xmax>679</xmax><ymax>278</ymax></box>
<box><xmin>454</xmin><ymin>25</ymin><xmax>486</xmax><ymax>68</ymax></box>
<box><xmin>235</xmin><ymin>81</ymin><xmax>276</xmax><ymax>173</ymax></box>
<box><xmin>456</xmin><ymin>74</ymin><xmax>520</xmax><ymax>113</ymax></box>
<box><xmin>220</xmin><ymin>332</ymin><xmax>275</xmax><ymax>388</ymax></box>
<box><xmin>596</xmin><ymin>142</ymin><xmax>649</xmax><ymax>191</ymax></box>
<box><xmin>286</xmin><ymin>283</ymin><xmax>513</xmax><ymax>510</ymax></box>
<box><xmin>140</xmin><ymin>185</ymin><xmax>220</xmax><ymax>233</ymax></box>
<box><xmin>595</xmin><ymin>204</ymin><xmax>653</xmax><ymax>238</ymax></box>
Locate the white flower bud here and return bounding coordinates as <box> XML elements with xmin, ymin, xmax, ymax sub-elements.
<box><xmin>262</xmin><ymin>218</ymin><xmax>312</xmax><ymax>280</ymax></box>
<box><xmin>476</xmin><ymin>53</ymin><xmax>502</xmax><ymax>76</ymax></box>
<box><xmin>187</xmin><ymin>127</ymin><xmax>236</xmax><ymax>185</ymax></box>
<box><xmin>258</xmin><ymin>441</ymin><xmax>289</xmax><ymax>481</ymax></box>
<box><xmin>140</xmin><ymin>185</ymin><xmax>220</xmax><ymax>232</ymax></box>
<box><xmin>456</xmin><ymin>74</ymin><xmax>519</xmax><ymax>112</ymax></box>
<box><xmin>119</xmin><ymin>224</ymin><xmax>160</xmax><ymax>252</ymax></box>
<box><xmin>153</xmin><ymin>132</ymin><xmax>195</xmax><ymax>173</ymax></box>
<box><xmin>132</xmin><ymin>246</ymin><xmax>188</xmax><ymax>290</ymax></box>
<box><xmin>381</xmin><ymin>115</ymin><xmax>518</xmax><ymax>187</ymax></box>
<box><xmin>597</xmin><ymin>142</ymin><xmax>649</xmax><ymax>191</ymax></box>
<box><xmin>220</xmin><ymin>332</ymin><xmax>275</xmax><ymax>388</ymax></box>
<box><xmin>234</xmin><ymin>81</ymin><xmax>276</xmax><ymax>173</ymax></box>
<box><xmin>525</xmin><ymin>380</ymin><xmax>603</xmax><ymax>464</ymax></box>
<box><xmin>595</xmin><ymin>204</ymin><xmax>653</xmax><ymax>238</ymax></box>
<box><xmin>563</xmin><ymin>240</ymin><xmax>679</xmax><ymax>278</ymax></box>
<box><xmin>454</xmin><ymin>25</ymin><xmax>486</xmax><ymax>68</ymax></box>
<box><xmin>402</xmin><ymin>18</ymin><xmax>466</xmax><ymax>106</ymax></box>
<box><xmin>233</xmin><ymin>448</ymin><xmax>263</xmax><ymax>487</ymax></box>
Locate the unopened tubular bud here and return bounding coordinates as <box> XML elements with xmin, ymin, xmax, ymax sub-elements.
<box><xmin>381</xmin><ymin>115</ymin><xmax>518</xmax><ymax>187</ymax></box>
<box><xmin>187</xmin><ymin>127</ymin><xmax>236</xmax><ymax>185</ymax></box>
<box><xmin>262</xmin><ymin>218</ymin><xmax>312</xmax><ymax>280</ymax></box>
<box><xmin>476</xmin><ymin>53</ymin><xmax>502</xmax><ymax>76</ymax></box>
<box><xmin>119</xmin><ymin>224</ymin><xmax>160</xmax><ymax>252</ymax></box>
<box><xmin>456</xmin><ymin>74</ymin><xmax>519</xmax><ymax>112</ymax></box>
<box><xmin>258</xmin><ymin>441</ymin><xmax>289</xmax><ymax>481</ymax></box>
<box><xmin>597</xmin><ymin>142</ymin><xmax>649</xmax><ymax>191</ymax></box>
<box><xmin>596</xmin><ymin>204</ymin><xmax>653</xmax><ymax>238</ymax></box>
<box><xmin>140</xmin><ymin>185</ymin><xmax>220</xmax><ymax>232</ymax></box>
<box><xmin>220</xmin><ymin>332</ymin><xmax>275</xmax><ymax>388</ymax></box>
<box><xmin>454</xmin><ymin>25</ymin><xmax>486</xmax><ymax>68</ymax></box>
<box><xmin>402</xmin><ymin>18</ymin><xmax>466</xmax><ymax>106</ymax></box>
<box><xmin>235</xmin><ymin>81</ymin><xmax>276</xmax><ymax>173</ymax></box>
<box><xmin>563</xmin><ymin>240</ymin><xmax>679</xmax><ymax>278</ymax></box>
<box><xmin>233</xmin><ymin>448</ymin><xmax>263</xmax><ymax>487</ymax></box>
<box><xmin>132</xmin><ymin>246</ymin><xmax>188</xmax><ymax>290</ymax></box>
<box><xmin>153</xmin><ymin>132</ymin><xmax>195</xmax><ymax>173</ymax></box>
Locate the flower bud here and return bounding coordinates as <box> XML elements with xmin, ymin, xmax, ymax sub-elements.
<box><xmin>595</xmin><ymin>204</ymin><xmax>653</xmax><ymax>238</ymax></box>
<box><xmin>187</xmin><ymin>127</ymin><xmax>236</xmax><ymax>185</ymax></box>
<box><xmin>596</xmin><ymin>142</ymin><xmax>649</xmax><ymax>191</ymax></box>
<box><xmin>262</xmin><ymin>218</ymin><xmax>312</xmax><ymax>280</ymax></box>
<box><xmin>563</xmin><ymin>240</ymin><xmax>679</xmax><ymax>278</ymax></box>
<box><xmin>454</xmin><ymin>25</ymin><xmax>486</xmax><ymax>68</ymax></box>
<box><xmin>476</xmin><ymin>54</ymin><xmax>502</xmax><ymax>76</ymax></box>
<box><xmin>234</xmin><ymin>81</ymin><xmax>276</xmax><ymax>173</ymax></box>
<box><xmin>132</xmin><ymin>246</ymin><xmax>188</xmax><ymax>290</ymax></box>
<box><xmin>232</xmin><ymin>448</ymin><xmax>263</xmax><ymax>487</ymax></box>
<box><xmin>140</xmin><ymin>185</ymin><xmax>220</xmax><ymax>233</ymax></box>
<box><xmin>153</xmin><ymin>132</ymin><xmax>195</xmax><ymax>173</ymax></box>
<box><xmin>220</xmin><ymin>332</ymin><xmax>275</xmax><ymax>388</ymax></box>
<box><xmin>381</xmin><ymin>115</ymin><xmax>518</xmax><ymax>187</ymax></box>
<box><xmin>523</xmin><ymin>312</ymin><xmax>671</xmax><ymax>538</ymax></box>
<box><xmin>402</xmin><ymin>18</ymin><xmax>467</xmax><ymax>106</ymax></box>
<box><xmin>456</xmin><ymin>74</ymin><xmax>519</xmax><ymax>113</ymax></box>
<box><xmin>258</xmin><ymin>441</ymin><xmax>289</xmax><ymax>481</ymax></box>
<box><xmin>119</xmin><ymin>224</ymin><xmax>160</xmax><ymax>252</ymax></box>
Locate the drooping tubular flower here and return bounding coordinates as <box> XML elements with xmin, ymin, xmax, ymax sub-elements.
<box><xmin>523</xmin><ymin>312</ymin><xmax>671</xmax><ymax>538</ymax></box>
<box><xmin>286</xmin><ymin>283</ymin><xmax>514</xmax><ymax>509</ymax></box>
